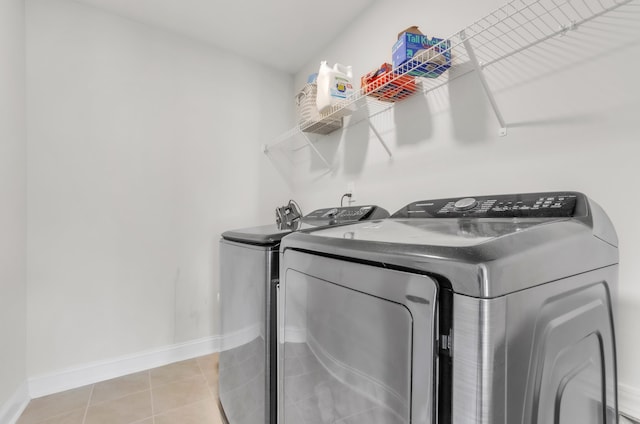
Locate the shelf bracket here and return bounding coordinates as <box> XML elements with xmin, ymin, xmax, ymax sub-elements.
<box><xmin>369</xmin><ymin>122</ymin><xmax>393</xmax><ymax>158</ymax></box>
<box><xmin>298</xmin><ymin>130</ymin><xmax>333</xmax><ymax>169</ymax></box>
<box><xmin>461</xmin><ymin>30</ymin><xmax>508</xmax><ymax>137</ymax></box>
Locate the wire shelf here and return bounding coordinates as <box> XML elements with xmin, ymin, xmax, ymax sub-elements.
<box><xmin>263</xmin><ymin>0</ymin><xmax>634</xmax><ymax>161</ymax></box>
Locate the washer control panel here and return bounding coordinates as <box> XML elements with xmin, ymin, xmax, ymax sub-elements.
<box><xmin>304</xmin><ymin>205</ymin><xmax>390</xmax><ymax>224</ymax></box>
<box><xmin>392</xmin><ymin>192</ymin><xmax>581</xmax><ymax>218</ymax></box>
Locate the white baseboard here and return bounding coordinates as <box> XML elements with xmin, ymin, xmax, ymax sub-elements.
<box><xmin>0</xmin><ymin>381</ymin><xmax>30</xmax><ymax>424</ymax></box>
<box><xmin>28</xmin><ymin>335</ymin><xmax>223</xmax><ymax>399</ymax></box>
<box><xmin>620</xmin><ymin>383</ymin><xmax>640</xmax><ymax>421</ymax></box>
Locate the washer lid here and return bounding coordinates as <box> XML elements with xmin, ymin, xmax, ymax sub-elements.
<box><xmin>221</xmin><ymin>223</ymin><xmax>292</xmax><ymax>246</ymax></box>
<box><xmin>221</xmin><ymin>205</ymin><xmax>389</xmax><ymax>246</ymax></box>
<box><xmin>316</xmin><ymin>217</ymin><xmax>563</xmax><ymax>247</ymax></box>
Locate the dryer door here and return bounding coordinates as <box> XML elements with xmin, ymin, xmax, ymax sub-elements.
<box><xmin>278</xmin><ymin>250</ymin><xmax>439</xmax><ymax>424</ymax></box>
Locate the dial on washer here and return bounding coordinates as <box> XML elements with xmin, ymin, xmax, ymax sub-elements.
<box><xmin>454</xmin><ymin>197</ymin><xmax>478</xmax><ymax>211</ymax></box>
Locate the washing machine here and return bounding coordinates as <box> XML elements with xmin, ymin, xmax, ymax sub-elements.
<box><xmin>277</xmin><ymin>191</ymin><xmax>618</xmax><ymax>424</ymax></box>
<box><xmin>218</xmin><ymin>204</ymin><xmax>389</xmax><ymax>424</ymax></box>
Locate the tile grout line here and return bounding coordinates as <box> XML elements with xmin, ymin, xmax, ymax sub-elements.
<box><xmin>20</xmin><ymin>406</ymin><xmax>88</xmax><ymax>424</ymax></box>
<box><xmin>26</xmin><ymin>357</ymin><xmax>216</xmax><ymax>424</ymax></box>
<box><xmin>81</xmin><ymin>384</ymin><xmax>95</xmax><ymax>424</ymax></box>
<box><xmin>23</xmin><ymin>358</ymin><xmax>218</xmax><ymax>424</ymax></box>
<box><xmin>87</xmin><ymin>387</ymin><xmax>154</xmax><ymax>407</ymax></box>
<box><xmin>196</xmin><ymin>354</ymin><xmax>222</xmax><ymax>423</ymax></box>
<box><xmin>196</xmin><ymin>356</ymin><xmax>216</xmax><ymax>399</ymax></box>
<box><xmin>152</xmin><ymin>397</ymin><xmax>216</xmax><ymax>419</ymax></box>
<box><xmin>148</xmin><ymin>370</ymin><xmax>155</xmax><ymax>424</ymax></box>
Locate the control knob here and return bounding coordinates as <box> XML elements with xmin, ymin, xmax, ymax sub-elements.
<box><xmin>454</xmin><ymin>197</ymin><xmax>478</xmax><ymax>211</ymax></box>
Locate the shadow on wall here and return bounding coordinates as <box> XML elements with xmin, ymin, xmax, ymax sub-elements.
<box><xmin>508</xmin><ymin>113</ymin><xmax>602</xmax><ymax>129</ymax></box>
<box><xmin>448</xmin><ymin>62</ymin><xmax>491</xmax><ymax>144</ymax></box>
<box><xmin>486</xmin><ymin>6</ymin><xmax>640</xmax><ymax>100</ymax></box>
<box><xmin>309</xmin><ymin>129</ymin><xmax>341</xmax><ymax>174</ymax></box>
<box><xmin>342</xmin><ymin>91</ymin><xmax>435</xmax><ymax>176</ymax></box>
<box><xmin>264</xmin><ymin>149</ymin><xmax>295</xmax><ymax>188</ymax></box>
<box><xmin>343</xmin><ymin>117</ymin><xmax>370</xmax><ymax>176</ymax></box>
<box><xmin>461</xmin><ymin>4</ymin><xmax>640</xmax><ymax>134</ymax></box>
<box><xmin>393</xmin><ymin>92</ymin><xmax>432</xmax><ymax>147</ymax></box>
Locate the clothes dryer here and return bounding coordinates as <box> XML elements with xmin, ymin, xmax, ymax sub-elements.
<box><xmin>278</xmin><ymin>192</ymin><xmax>618</xmax><ymax>424</ymax></box>
<box><xmin>218</xmin><ymin>205</ymin><xmax>389</xmax><ymax>424</ymax></box>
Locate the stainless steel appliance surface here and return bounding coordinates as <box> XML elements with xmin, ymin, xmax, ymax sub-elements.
<box><xmin>218</xmin><ymin>205</ymin><xmax>389</xmax><ymax>424</ymax></box>
<box><xmin>277</xmin><ymin>192</ymin><xmax>619</xmax><ymax>424</ymax></box>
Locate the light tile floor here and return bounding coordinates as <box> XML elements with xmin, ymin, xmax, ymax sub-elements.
<box><xmin>17</xmin><ymin>353</ymin><xmax>222</xmax><ymax>424</ymax></box>
<box><xmin>16</xmin><ymin>350</ymin><xmax>639</xmax><ymax>424</ymax></box>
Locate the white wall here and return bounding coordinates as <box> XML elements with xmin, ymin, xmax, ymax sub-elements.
<box><xmin>289</xmin><ymin>0</ymin><xmax>640</xmax><ymax>415</ymax></box>
<box><xmin>0</xmin><ymin>0</ymin><xmax>28</xmax><ymax>418</ymax></box>
<box><xmin>26</xmin><ymin>0</ymin><xmax>293</xmax><ymax>379</ymax></box>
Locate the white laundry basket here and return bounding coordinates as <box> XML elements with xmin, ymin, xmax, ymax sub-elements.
<box><xmin>296</xmin><ymin>83</ymin><xmax>343</xmax><ymax>135</ymax></box>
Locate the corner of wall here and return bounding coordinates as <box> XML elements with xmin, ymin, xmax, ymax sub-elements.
<box><xmin>0</xmin><ymin>382</ymin><xmax>30</xmax><ymax>424</ymax></box>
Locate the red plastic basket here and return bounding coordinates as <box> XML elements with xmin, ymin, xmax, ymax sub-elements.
<box><xmin>361</xmin><ymin>63</ymin><xmax>418</xmax><ymax>103</ymax></box>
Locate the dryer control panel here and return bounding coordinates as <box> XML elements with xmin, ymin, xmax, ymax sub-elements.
<box><xmin>392</xmin><ymin>192</ymin><xmax>583</xmax><ymax>219</ymax></box>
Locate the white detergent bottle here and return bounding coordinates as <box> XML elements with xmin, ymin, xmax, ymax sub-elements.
<box><xmin>316</xmin><ymin>61</ymin><xmax>354</xmax><ymax>115</ymax></box>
